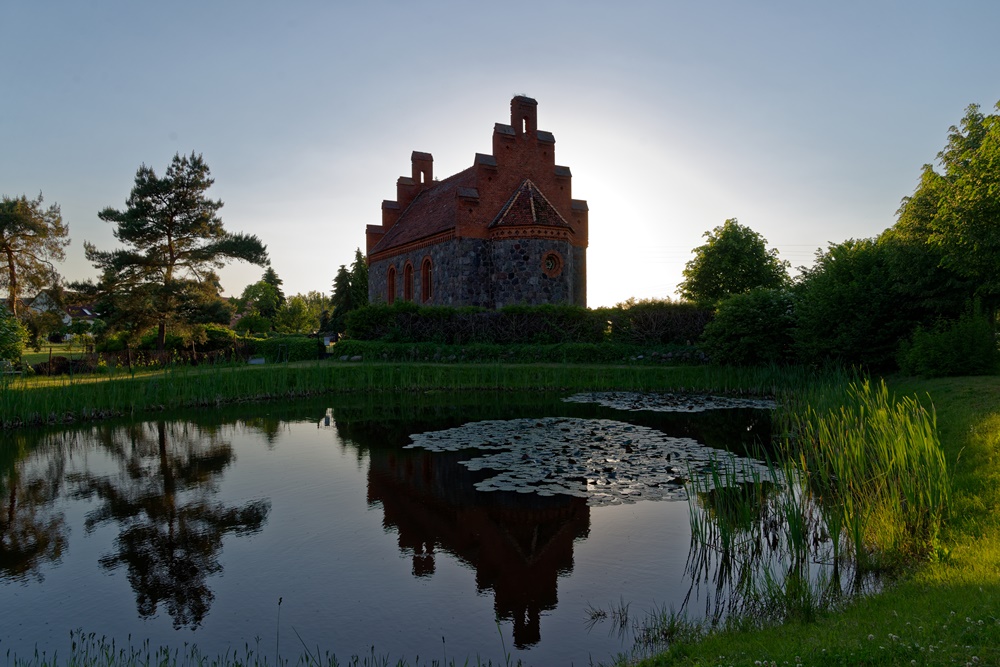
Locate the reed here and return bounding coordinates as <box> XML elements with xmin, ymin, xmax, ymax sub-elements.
<box><xmin>0</xmin><ymin>361</ymin><xmax>851</xmax><ymax>430</ymax></box>
<box><xmin>682</xmin><ymin>377</ymin><xmax>950</xmax><ymax>637</ymax></box>
<box><xmin>786</xmin><ymin>379</ymin><xmax>950</xmax><ymax>569</ymax></box>
<box><xmin>4</xmin><ymin>629</ymin><xmax>522</xmax><ymax>667</ymax></box>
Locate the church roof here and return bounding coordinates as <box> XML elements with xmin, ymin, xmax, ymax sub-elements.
<box><xmin>369</xmin><ymin>167</ymin><xmax>476</xmax><ymax>254</ymax></box>
<box><xmin>489</xmin><ymin>179</ymin><xmax>573</xmax><ymax>230</ymax></box>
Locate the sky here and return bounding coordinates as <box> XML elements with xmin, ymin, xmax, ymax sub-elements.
<box><xmin>3</xmin><ymin>1</ymin><xmax>999</xmax><ymax>308</ymax></box>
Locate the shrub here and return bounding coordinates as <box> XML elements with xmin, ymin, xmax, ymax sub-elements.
<box><xmin>96</xmin><ymin>332</ymin><xmax>126</xmax><ymax>353</ymax></box>
<box><xmin>250</xmin><ymin>335</ymin><xmax>323</xmax><ymax>362</ymax></box>
<box><xmin>330</xmin><ymin>339</ymin><xmax>706</xmax><ymax>364</ymax></box>
<box><xmin>700</xmin><ymin>288</ymin><xmax>795</xmax><ymax>365</ymax></box>
<box><xmin>199</xmin><ymin>323</ymin><xmax>237</xmax><ymax>352</ymax></box>
<box><xmin>0</xmin><ymin>311</ymin><xmax>28</xmax><ymax>362</ymax></box>
<box><xmin>898</xmin><ymin>312</ymin><xmax>999</xmax><ymax>377</ymax></box>
<box><xmin>605</xmin><ymin>298</ymin><xmax>712</xmax><ymax>345</ymax></box>
<box><xmin>234</xmin><ymin>314</ymin><xmax>272</xmax><ymax>335</ymax></box>
<box><xmin>138</xmin><ymin>330</ymin><xmax>185</xmax><ymax>351</ymax></box>
<box><xmin>345</xmin><ymin>303</ymin><xmax>605</xmax><ymax>345</ymax></box>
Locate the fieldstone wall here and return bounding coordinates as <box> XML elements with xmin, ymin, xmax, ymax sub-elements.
<box><xmin>490</xmin><ymin>238</ymin><xmax>575</xmax><ymax>307</ymax></box>
<box><xmin>369</xmin><ymin>239</ymin><xmax>493</xmax><ymax>307</ymax></box>
<box><xmin>369</xmin><ymin>237</ymin><xmax>580</xmax><ymax>308</ymax></box>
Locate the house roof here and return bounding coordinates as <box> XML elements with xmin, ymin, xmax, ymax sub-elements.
<box><xmin>65</xmin><ymin>305</ymin><xmax>99</xmax><ymax>319</ymax></box>
<box><xmin>489</xmin><ymin>180</ymin><xmax>572</xmax><ymax>230</ymax></box>
<box><xmin>370</xmin><ymin>167</ymin><xmax>476</xmax><ymax>254</ymax></box>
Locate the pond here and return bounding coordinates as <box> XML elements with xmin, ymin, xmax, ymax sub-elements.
<box><xmin>0</xmin><ymin>391</ymin><xmax>776</xmax><ymax>665</ymax></box>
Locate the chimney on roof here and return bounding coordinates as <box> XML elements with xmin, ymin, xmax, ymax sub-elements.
<box><xmin>511</xmin><ymin>96</ymin><xmax>537</xmax><ymax>136</ymax></box>
<box><xmin>411</xmin><ymin>151</ymin><xmax>433</xmax><ymax>185</ymax></box>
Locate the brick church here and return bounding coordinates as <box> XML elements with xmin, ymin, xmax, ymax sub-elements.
<box><xmin>366</xmin><ymin>96</ymin><xmax>588</xmax><ymax>308</ymax></box>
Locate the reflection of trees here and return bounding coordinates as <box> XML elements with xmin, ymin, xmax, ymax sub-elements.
<box><xmin>0</xmin><ymin>439</ymin><xmax>69</xmax><ymax>582</ymax></box>
<box><xmin>71</xmin><ymin>421</ymin><xmax>270</xmax><ymax>628</ymax></box>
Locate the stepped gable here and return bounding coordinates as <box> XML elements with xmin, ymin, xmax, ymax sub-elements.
<box><xmin>370</xmin><ymin>167</ymin><xmax>475</xmax><ymax>255</ymax></box>
<box><xmin>489</xmin><ymin>179</ymin><xmax>573</xmax><ymax>231</ymax></box>
<box><xmin>365</xmin><ymin>96</ymin><xmax>589</xmax><ymax>308</ymax></box>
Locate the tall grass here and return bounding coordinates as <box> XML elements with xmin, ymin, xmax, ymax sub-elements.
<box><xmin>0</xmin><ymin>361</ymin><xmax>855</xmax><ymax>430</ymax></box>
<box><xmin>6</xmin><ymin>629</ymin><xmax>521</xmax><ymax>667</ymax></box>
<box><xmin>786</xmin><ymin>379</ymin><xmax>949</xmax><ymax>569</ymax></box>
<box><xmin>682</xmin><ymin>378</ymin><xmax>951</xmax><ymax>636</ymax></box>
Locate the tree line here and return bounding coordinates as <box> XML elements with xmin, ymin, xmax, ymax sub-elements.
<box><xmin>680</xmin><ymin>102</ymin><xmax>1000</xmax><ymax>375</ymax></box>
<box><xmin>3</xmin><ymin>100</ymin><xmax>999</xmax><ymax>372</ymax></box>
<box><xmin>1</xmin><ymin>152</ymin><xmax>370</xmax><ymax>361</ymax></box>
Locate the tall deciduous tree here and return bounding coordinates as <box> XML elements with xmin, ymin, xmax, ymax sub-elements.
<box><xmin>678</xmin><ymin>218</ymin><xmax>789</xmax><ymax>307</ymax></box>
<box><xmin>87</xmin><ymin>152</ymin><xmax>268</xmax><ymax>350</ymax></box>
<box><xmin>896</xmin><ymin>101</ymin><xmax>1000</xmax><ymax>317</ymax></box>
<box><xmin>0</xmin><ymin>193</ymin><xmax>69</xmax><ymax>318</ymax></box>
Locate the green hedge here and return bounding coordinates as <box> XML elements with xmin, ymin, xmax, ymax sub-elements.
<box><xmin>330</xmin><ymin>339</ymin><xmax>708</xmax><ymax>365</ymax></box>
<box><xmin>603</xmin><ymin>300</ymin><xmax>713</xmax><ymax>345</ymax></box>
<box><xmin>344</xmin><ymin>301</ymin><xmax>710</xmax><ymax>346</ymax></box>
<box><xmin>249</xmin><ymin>335</ymin><xmax>323</xmax><ymax>362</ymax></box>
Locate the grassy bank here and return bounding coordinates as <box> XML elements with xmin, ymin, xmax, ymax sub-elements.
<box><xmin>0</xmin><ymin>359</ymin><xmax>850</xmax><ymax>429</ymax></box>
<box><xmin>636</xmin><ymin>375</ymin><xmax>1000</xmax><ymax>666</ymax></box>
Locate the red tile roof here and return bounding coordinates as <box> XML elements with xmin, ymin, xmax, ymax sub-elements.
<box><xmin>370</xmin><ymin>167</ymin><xmax>476</xmax><ymax>254</ymax></box>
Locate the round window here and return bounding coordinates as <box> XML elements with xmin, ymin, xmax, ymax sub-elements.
<box><xmin>542</xmin><ymin>252</ymin><xmax>563</xmax><ymax>278</ymax></box>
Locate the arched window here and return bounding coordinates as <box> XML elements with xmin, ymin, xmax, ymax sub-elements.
<box><xmin>386</xmin><ymin>266</ymin><xmax>396</xmax><ymax>305</ymax></box>
<box><xmin>403</xmin><ymin>262</ymin><xmax>414</xmax><ymax>302</ymax></box>
<box><xmin>421</xmin><ymin>257</ymin><xmax>433</xmax><ymax>303</ymax></box>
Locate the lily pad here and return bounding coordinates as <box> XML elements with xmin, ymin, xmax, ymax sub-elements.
<box><xmin>562</xmin><ymin>391</ymin><xmax>776</xmax><ymax>413</ymax></box>
<box><xmin>405</xmin><ymin>417</ymin><xmax>770</xmax><ymax>507</ymax></box>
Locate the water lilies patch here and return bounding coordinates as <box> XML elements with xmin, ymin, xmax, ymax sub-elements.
<box><xmin>562</xmin><ymin>391</ymin><xmax>776</xmax><ymax>413</ymax></box>
<box><xmin>405</xmin><ymin>417</ymin><xmax>770</xmax><ymax>507</ymax></box>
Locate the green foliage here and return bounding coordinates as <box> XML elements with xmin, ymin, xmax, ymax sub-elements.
<box><xmin>897</xmin><ymin>102</ymin><xmax>1000</xmax><ymax>314</ymax></box>
<box><xmin>701</xmin><ymin>288</ymin><xmax>795</xmax><ymax>365</ymax></box>
<box><xmin>898</xmin><ymin>312</ymin><xmax>999</xmax><ymax>377</ymax></box>
<box><xmin>261</xmin><ymin>266</ymin><xmax>285</xmax><ymax>306</ymax></box>
<box><xmin>332</xmin><ymin>339</ymin><xmax>705</xmax><ymax>365</ymax></box>
<box><xmin>793</xmin><ymin>236</ymin><xmax>969</xmax><ymax>370</ymax></box>
<box><xmin>20</xmin><ymin>309</ymin><xmax>66</xmax><ymax>351</ymax></box>
<box><xmin>233</xmin><ymin>313</ymin><xmax>271</xmax><ymax>335</ymax></box>
<box><xmin>237</xmin><ymin>280</ymin><xmax>281</xmax><ymax>321</ymax></box>
<box><xmin>344</xmin><ymin>301</ymin><xmax>712</xmax><ymax>348</ymax></box>
<box><xmin>138</xmin><ymin>330</ymin><xmax>185</xmax><ymax>351</ymax></box>
<box><xmin>273</xmin><ymin>294</ymin><xmax>325</xmax><ymax>334</ymax></box>
<box><xmin>345</xmin><ymin>303</ymin><xmax>608</xmax><ymax>345</ymax></box>
<box><xmin>200</xmin><ymin>323</ymin><xmax>236</xmax><ymax>352</ymax></box>
<box><xmin>0</xmin><ymin>310</ymin><xmax>28</xmax><ymax>362</ymax></box>
<box><xmin>0</xmin><ymin>192</ymin><xmax>69</xmax><ymax>318</ymax></box>
<box><xmin>328</xmin><ymin>248</ymin><xmax>369</xmax><ymax>333</ymax></box>
<box><xmin>604</xmin><ymin>298</ymin><xmax>712</xmax><ymax>345</ymax></box>
<box><xmin>87</xmin><ymin>152</ymin><xmax>268</xmax><ymax>350</ymax></box>
<box><xmin>678</xmin><ymin>218</ymin><xmax>790</xmax><ymax>307</ymax></box>
<box><xmin>249</xmin><ymin>335</ymin><xmax>323</xmax><ymax>362</ymax></box>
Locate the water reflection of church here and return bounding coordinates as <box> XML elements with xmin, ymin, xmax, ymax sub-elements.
<box><xmin>366</xmin><ymin>445</ymin><xmax>590</xmax><ymax>648</ymax></box>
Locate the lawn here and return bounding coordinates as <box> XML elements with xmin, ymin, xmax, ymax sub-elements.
<box><xmin>20</xmin><ymin>341</ymin><xmax>91</xmax><ymax>366</ymax></box>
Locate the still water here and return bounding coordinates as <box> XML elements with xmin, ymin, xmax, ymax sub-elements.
<box><xmin>0</xmin><ymin>392</ymin><xmax>772</xmax><ymax>665</ymax></box>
